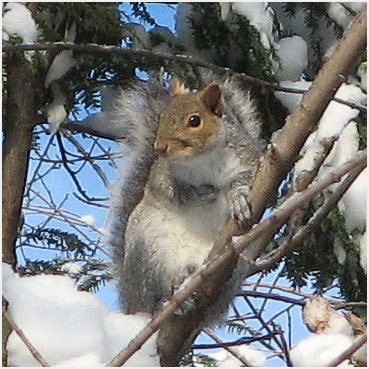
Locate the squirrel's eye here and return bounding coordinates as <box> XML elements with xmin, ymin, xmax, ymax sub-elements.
<box><xmin>188</xmin><ymin>115</ymin><xmax>202</xmax><ymax>128</ymax></box>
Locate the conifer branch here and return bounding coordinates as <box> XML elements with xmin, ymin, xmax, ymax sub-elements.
<box><xmin>2</xmin><ymin>43</ymin><xmax>366</xmax><ymax>112</ymax></box>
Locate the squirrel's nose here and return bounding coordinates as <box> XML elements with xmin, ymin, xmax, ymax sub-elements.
<box><xmin>154</xmin><ymin>140</ymin><xmax>169</xmax><ymax>155</ymax></box>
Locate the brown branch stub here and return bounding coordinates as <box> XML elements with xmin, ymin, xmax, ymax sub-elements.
<box><xmin>2</xmin><ymin>296</ymin><xmax>50</xmax><ymax>367</ymax></box>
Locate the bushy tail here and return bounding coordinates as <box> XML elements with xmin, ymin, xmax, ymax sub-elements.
<box><xmin>105</xmin><ymin>79</ymin><xmax>170</xmax><ymax>263</ymax></box>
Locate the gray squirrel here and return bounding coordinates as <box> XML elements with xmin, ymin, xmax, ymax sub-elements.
<box><xmin>108</xmin><ymin>73</ymin><xmax>264</xmax><ymax>318</ymax></box>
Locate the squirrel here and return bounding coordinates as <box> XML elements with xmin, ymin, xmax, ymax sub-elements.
<box><xmin>108</xmin><ymin>73</ymin><xmax>264</xmax><ymax>318</ymax></box>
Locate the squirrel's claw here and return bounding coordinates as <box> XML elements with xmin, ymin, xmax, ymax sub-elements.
<box><xmin>229</xmin><ymin>184</ymin><xmax>252</xmax><ymax>225</ymax></box>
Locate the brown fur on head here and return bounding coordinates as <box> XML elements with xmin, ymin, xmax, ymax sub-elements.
<box><xmin>155</xmin><ymin>80</ymin><xmax>224</xmax><ymax>158</ymax></box>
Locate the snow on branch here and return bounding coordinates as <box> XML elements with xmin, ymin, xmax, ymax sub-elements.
<box><xmin>2</xmin><ymin>42</ymin><xmax>366</xmax><ymax>113</ymax></box>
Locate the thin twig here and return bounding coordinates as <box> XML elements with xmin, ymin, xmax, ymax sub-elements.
<box><xmin>327</xmin><ymin>331</ymin><xmax>367</xmax><ymax>367</ymax></box>
<box><xmin>275</xmin><ymin>324</ymin><xmax>292</xmax><ymax>367</ymax></box>
<box><xmin>106</xmin><ymin>150</ymin><xmax>366</xmax><ymax>367</ymax></box>
<box><xmin>2</xmin><ymin>297</ymin><xmax>50</xmax><ymax>367</ymax></box>
<box><xmin>2</xmin><ymin>43</ymin><xmax>366</xmax><ymax>112</ymax></box>
<box><xmin>193</xmin><ymin>331</ymin><xmax>280</xmax><ymax>350</ymax></box>
<box><xmin>239</xmin><ymin>290</ymin><xmax>305</xmax><ymax>307</ymax></box>
<box><xmin>251</xmin><ymin>162</ymin><xmax>366</xmax><ymax>274</ymax></box>
<box><xmin>55</xmin><ymin>132</ymin><xmax>108</xmax><ymax>202</ymax></box>
<box><xmin>203</xmin><ymin>328</ymin><xmax>253</xmax><ymax>367</ymax></box>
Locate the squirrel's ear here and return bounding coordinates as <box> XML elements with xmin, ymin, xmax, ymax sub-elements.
<box><xmin>170</xmin><ymin>76</ymin><xmax>183</xmax><ymax>97</ymax></box>
<box><xmin>201</xmin><ymin>83</ymin><xmax>223</xmax><ymax>117</ymax></box>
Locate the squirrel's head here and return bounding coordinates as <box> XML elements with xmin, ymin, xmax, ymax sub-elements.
<box><xmin>154</xmin><ymin>77</ymin><xmax>224</xmax><ymax>159</ymax></box>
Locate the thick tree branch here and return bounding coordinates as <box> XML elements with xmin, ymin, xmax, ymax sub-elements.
<box><xmin>157</xmin><ymin>6</ymin><xmax>367</xmax><ymax>366</ymax></box>
<box><xmin>250</xmin><ymin>162</ymin><xmax>366</xmax><ymax>274</ymax></box>
<box><xmin>327</xmin><ymin>331</ymin><xmax>367</xmax><ymax>367</ymax></box>
<box><xmin>107</xmin><ymin>150</ymin><xmax>366</xmax><ymax>367</ymax></box>
<box><xmin>2</xmin><ymin>53</ymin><xmax>46</xmax><ymax>365</ymax></box>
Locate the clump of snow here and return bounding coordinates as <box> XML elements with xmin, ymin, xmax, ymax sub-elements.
<box><xmin>282</xmin><ymin>83</ymin><xmax>365</xmax><ymax>186</ymax></box>
<box><xmin>220</xmin><ymin>3</ymin><xmax>232</xmax><ymax>21</ymax></box>
<box><xmin>60</xmin><ymin>261</ymin><xmax>83</xmax><ymax>275</ymax></box>
<box><xmin>327</xmin><ymin>3</ymin><xmax>354</xmax><ymax>29</ymax></box>
<box><xmin>232</xmin><ymin>2</ymin><xmax>274</xmax><ymax>49</ymax></box>
<box><xmin>80</xmin><ymin>214</ymin><xmax>96</xmax><ymax>227</ymax></box>
<box><xmin>323</xmin><ymin>121</ymin><xmax>360</xmax><ymax>172</ymax></box>
<box><xmin>208</xmin><ymin>345</ymin><xmax>266</xmax><ymax>367</ymax></box>
<box><xmin>338</xmin><ymin>167</ymin><xmax>367</xmax><ymax>233</ymax></box>
<box><xmin>321</xmin><ymin>122</ymin><xmax>366</xmax><ymax>234</ymax></box>
<box><xmin>342</xmin><ymin>3</ymin><xmax>366</xmax><ymax>13</ymax></box>
<box><xmin>273</xmin><ymin>36</ymin><xmax>308</xmax><ymax>81</ymax></box>
<box><xmin>289</xmin><ymin>333</ymin><xmax>354</xmax><ymax>367</ymax></box>
<box><xmin>285</xmin><ymin>81</ymin><xmax>366</xmax><ymax>258</ymax></box>
<box><xmin>3</xmin><ymin>263</ymin><xmax>159</xmax><ymax>367</ymax></box>
<box><xmin>333</xmin><ymin>238</ymin><xmax>347</xmax><ymax>265</ymax></box>
<box><xmin>2</xmin><ymin>3</ymin><xmax>40</xmax><ymax>44</ymax></box>
<box><xmin>316</xmin><ymin>84</ymin><xmax>366</xmax><ymax>141</ymax></box>
<box><xmin>275</xmin><ymin>81</ymin><xmax>311</xmax><ymax>113</ymax></box>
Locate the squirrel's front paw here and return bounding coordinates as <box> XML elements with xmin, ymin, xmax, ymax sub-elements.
<box><xmin>229</xmin><ymin>185</ymin><xmax>252</xmax><ymax>225</ymax></box>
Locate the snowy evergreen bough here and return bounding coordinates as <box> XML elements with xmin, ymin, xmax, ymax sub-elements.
<box><xmin>2</xmin><ymin>2</ymin><xmax>367</xmax><ymax>367</ymax></box>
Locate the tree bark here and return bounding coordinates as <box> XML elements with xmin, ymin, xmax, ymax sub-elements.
<box><xmin>157</xmin><ymin>6</ymin><xmax>367</xmax><ymax>366</ymax></box>
<box><xmin>2</xmin><ymin>53</ymin><xmax>44</xmax><ymax>366</ymax></box>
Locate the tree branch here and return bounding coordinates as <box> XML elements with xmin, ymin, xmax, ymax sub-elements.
<box><xmin>2</xmin><ymin>52</ymin><xmax>47</xmax><ymax>365</ymax></box>
<box><xmin>3</xmin><ymin>43</ymin><xmax>366</xmax><ymax>113</ymax></box>
<box><xmin>2</xmin><ymin>297</ymin><xmax>50</xmax><ymax>367</ymax></box>
<box><xmin>327</xmin><ymin>331</ymin><xmax>367</xmax><ymax>367</ymax></box>
<box><xmin>107</xmin><ymin>150</ymin><xmax>366</xmax><ymax>367</ymax></box>
<box><xmin>157</xmin><ymin>7</ymin><xmax>367</xmax><ymax>366</ymax></box>
<box><xmin>250</xmin><ymin>162</ymin><xmax>366</xmax><ymax>274</ymax></box>
<box><xmin>203</xmin><ymin>328</ymin><xmax>253</xmax><ymax>367</ymax></box>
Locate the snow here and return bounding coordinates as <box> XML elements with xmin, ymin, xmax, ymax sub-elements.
<box><xmin>327</xmin><ymin>3</ymin><xmax>354</xmax><ymax>29</ymax></box>
<box><xmin>280</xmin><ymin>81</ymin><xmax>366</xmax><ymax>243</ymax></box>
<box><xmin>338</xmin><ymin>167</ymin><xmax>367</xmax><ymax>233</ymax></box>
<box><xmin>323</xmin><ymin>122</ymin><xmax>366</xmax><ymax>233</ymax></box>
<box><xmin>232</xmin><ymin>2</ymin><xmax>274</xmax><ymax>49</ymax></box>
<box><xmin>275</xmin><ymin>81</ymin><xmax>312</xmax><ymax>113</ymax></box>
<box><xmin>208</xmin><ymin>345</ymin><xmax>266</xmax><ymax>367</ymax></box>
<box><xmin>80</xmin><ymin>214</ymin><xmax>96</xmax><ymax>227</ymax></box>
<box><xmin>273</xmin><ymin>36</ymin><xmax>308</xmax><ymax>81</ymax></box>
<box><xmin>316</xmin><ymin>84</ymin><xmax>366</xmax><ymax>141</ymax></box>
<box><xmin>3</xmin><ymin>263</ymin><xmax>159</xmax><ymax>367</ymax></box>
<box><xmin>2</xmin><ymin>3</ymin><xmax>39</xmax><ymax>44</ymax></box>
<box><xmin>277</xmin><ymin>82</ymin><xmax>365</xmax><ymax>178</ymax></box>
<box><xmin>342</xmin><ymin>3</ymin><xmax>366</xmax><ymax>12</ymax></box>
<box><xmin>290</xmin><ymin>334</ymin><xmax>354</xmax><ymax>367</ymax></box>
